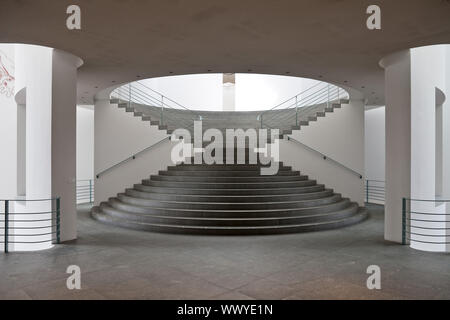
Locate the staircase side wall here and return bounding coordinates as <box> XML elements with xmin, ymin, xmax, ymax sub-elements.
<box><xmin>280</xmin><ymin>99</ymin><xmax>365</xmax><ymax>206</ymax></box>
<box><xmin>94</xmin><ymin>99</ymin><xmax>177</xmax><ymax>206</ymax></box>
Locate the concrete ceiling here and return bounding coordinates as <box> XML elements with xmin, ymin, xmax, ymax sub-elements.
<box><xmin>1</xmin><ymin>0</ymin><xmax>450</xmax><ymax>106</ymax></box>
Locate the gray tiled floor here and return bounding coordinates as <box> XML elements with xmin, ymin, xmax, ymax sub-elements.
<box><xmin>0</xmin><ymin>203</ymin><xmax>449</xmax><ymax>300</ymax></box>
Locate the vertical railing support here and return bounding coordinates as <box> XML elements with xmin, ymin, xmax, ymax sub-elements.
<box><xmin>295</xmin><ymin>95</ymin><xmax>298</xmax><ymax>126</ymax></box>
<box><xmin>402</xmin><ymin>197</ymin><xmax>407</xmax><ymax>245</ymax></box>
<box><xmin>366</xmin><ymin>180</ymin><xmax>369</xmax><ymax>203</ymax></box>
<box><xmin>4</xmin><ymin>200</ymin><xmax>9</xmax><ymax>253</ymax></box>
<box><xmin>260</xmin><ymin>114</ymin><xmax>263</xmax><ymax>129</ymax></box>
<box><xmin>327</xmin><ymin>84</ymin><xmax>330</xmax><ymax>108</ymax></box>
<box><xmin>128</xmin><ymin>84</ymin><xmax>132</xmax><ymax>108</ymax></box>
<box><xmin>161</xmin><ymin>96</ymin><xmax>164</xmax><ymax>125</ymax></box>
<box><xmin>89</xmin><ymin>180</ymin><xmax>93</xmax><ymax>203</ymax></box>
<box><xmin>56</xmin><ymin>197</ymin><xmax>61</xmax><ymax>244</ymax></box>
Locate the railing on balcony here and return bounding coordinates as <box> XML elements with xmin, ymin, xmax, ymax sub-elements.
<box><xmin>0</xmin><ymin>198</ymin><xmax>61</xmax><ymax>253</ymax></box>
<box><xmin>257</xmin><ymin>82</ymin><xmax>349</xmax><ymax>129</ymax></box>
<box><xmin>110</xmin><ymin>81</ymin><xmax>201</xmax><ymax>130</ymax></box>
<box><xmin>365</xmin><ymin>180</ymin><xmax>385</xmax><ymax>204</ymax></box>
<box><xmin>76</xmin><ymin>180</ymin><xmax>94</xmax><ymax>204</ymax></box>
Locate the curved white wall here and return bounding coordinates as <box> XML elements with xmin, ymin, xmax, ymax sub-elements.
<box><xmin>236</xmin><ymin>75</ymin><xmax>320</xmax><ymax>111</ymax></box>
<box><xmin>382</xmin><ymin>44</ymin><xmax>450</xmax><ymax>252</ymax></box>
<box><xmin>140</xmin><ymin>74</ymin><xmax>324</xmax><ymax>111</ymax></box>
<box><xmin>142</xmin><ymin>74</ymin><xmax>223</xmax><ymax>111</ymax></box>
<box><xmin>0</xmin><ymin>44</ymin><xmax>17</xmax><ymax>199</ymax></box>
<box><xmin>2</xmin><ymin>44</ymin><xmax>83</xmax><ymax>251</ymax></box>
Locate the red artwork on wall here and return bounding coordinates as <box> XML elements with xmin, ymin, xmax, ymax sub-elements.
<box><xmin>0</xmin><ymin>55</ymin><xmax>15</xmax><ymax>98</ymax></box>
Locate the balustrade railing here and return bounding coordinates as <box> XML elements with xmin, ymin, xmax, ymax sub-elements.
<box><xmin>111</xmin><ymin>81</ymin><xmax>201</xmax><ymax>130</ymax></box>
<box><xmin>0</xmin><ymin>198</ymin><xmax>61</xmax><ymax>253</ymax></box>
<box><xmin>257</xmin><ymin>83</ymin><xmax>349</xmax><ymax>129</ymax></box>
<box><xmin>402</xmin><ymin>198</ymin><xmax>450</xmax><ymax>250</ymax></box>
<box><xmin>365</xmin><ymin>180</ymin><xmax>385</xmax><ymax>204</ymax></box>
<box><xmin>77</xmin><ymin>180</ymin><xmax>94</xmax><ymax>204</ymax></box>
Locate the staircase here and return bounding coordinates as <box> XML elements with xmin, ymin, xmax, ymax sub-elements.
<box><xmin>92</xmin><ymin>148</ymin><xmax>367</xmax><ymax>235</ymax></box>
<box><xmin>109</xmin><ymin>81</ymin><xmax>349</xmax><ymax>139</ymax></box>
<box><xmin>91</xmin><ymin>82</ymin><xmax>367</xmax><ymax>235</ymax></box>
<box><xmin>111</xmin><ymin>98</ymin><xmax>349</xmax><ymax>139</ymax></box>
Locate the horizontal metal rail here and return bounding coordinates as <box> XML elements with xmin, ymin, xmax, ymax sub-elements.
<box><xmin>365</xmin><ymin>180</ymin><xmax>385</xmax><ymax>204</ymax></box>
<box><xmin>402</xmin><ymin>197</ymin><xmax>450</xmax><ymax>246</ymax></box>
<box><xmin>111</xmin><ymin>81</ymin><xmax>201</xmax><ymax>129</ymax></box>
<box><xmin>76</xmin><ymin>179</ymin><xmax>94</xmax><ymax>204</ymax></box>
<box><xmin>96</xmin><ymin>136</ymin><xmax>171</xmax><ymax>179</ymax></box>
<box><xmin>287</xmin><ymin>136</ymin><xmax>362</xmax><ymax>179</ymax></box>
<box><xmin>1</xmin><ymin>198</ymin><xmax>61</xmax><ymax>253</ymax></box>
<box><xmin>257</xmin><ymin>82</ymin><xmax>348</xmax><ymax>128</ymax></box>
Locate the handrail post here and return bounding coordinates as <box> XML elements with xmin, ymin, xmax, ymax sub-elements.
<box><xmin>366</xmin><ymin>180</ymin><xmax>369</xmax><ymax>203</ymax></box>
<box><xmin>4</xmin><ymin>200</ymin><xmax>9</xmax><ymax>253</ymax></box>
<box><xmin>161</xmin><ymin>96</ymin><xmax>164</xmax><ymax>126</ymax></box>
<box><xmin>128</xmin><ymin>84</ymin><xmax>132</xmax><ymax>108</ymax></box>
<box><xmin>260</xmin><ymin>114</ymin><xmax>263</xmax><ymax>129</ymax></box>
<box><xmin>327</xmin><ymin>84</ymin><xmax>330</xmax><ymax>108</ymax></box>
<box><xmin>56</xmin><ymin>197</ymin><xmax>61</xmax><ymax>244</ymax></box>
<box><xmin>295</xmin><ymin>95</ymin><xmax>298</xmax><ymax>126</ymax></box>
<box><xmin>337</xmin><ymin>87</ymin><xmax>340</xmax><ymax>100</ymax></box>
<box><xmin>402</xmin><ymin>197</ymin><xmax>406</xmax><ymax>245</ymax></box>
<box><xmin>89</xmin><ymin>180</ymin><xmax>92</xmax><ymax>203</ymax></box>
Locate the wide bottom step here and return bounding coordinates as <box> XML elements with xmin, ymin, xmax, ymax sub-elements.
<box><xmin>91</xmin><ymin>207</ymin><xmax>368</xmax><ymax>235</ymax></box>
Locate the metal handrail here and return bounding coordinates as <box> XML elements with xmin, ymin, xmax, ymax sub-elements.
<box><xmin>134</xmin><ymin>81</ymin><xmax>194</xmax><ymax>113</ymax></box>
<box><xmin>262</xmin><ymin>87</ymin><xmax>341</xmax><ymax>128</ymax></box>
<box><xmin>111</xmin><ymin>81</ymin><xmax>202</xmax><ymax>128</ymax></box>
<box><xmin>115</xmin><ymin>85</ymin><xmax>197</xmax><ymax>128</ymax></box>
<box><xmin>258</xmin><ymin>81</ymin><xmax>323</xmax><ymax>115</ymax></box>
<box><xmin>287</xmin><ymin>136</ymin><xmax>362</xmax><ymax>179</ymax></box>
<box><xmin>1</xmin><ymin>197</ymin><xmax>61</xmax><ymax>253</ymax></box>
<box><xmin>257</xmin><ymin>83</ymin><xmax>348</xmax><ymax>128</ymax></box>
<box><xmin>96</xmin><ymin>136</ymin><xmax>171</xmax><ymax>179</ymax></box>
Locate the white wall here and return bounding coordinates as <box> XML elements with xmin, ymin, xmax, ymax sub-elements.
<box><xmin>94</xmin><ymin>99</ymin><xmax>178</xmax><ymax>206</ymax></box>
<box><xmin>0</xmin><ymin>45</ymin><xmax>17</xmax><ymax>198</ymax></box>
<box><xmin>381</xmin><ymin>50</ymin><xmax>412</xmax><ymax>244</ymax></box>
<box><xmin>236</xmin><ymin>74</ymin><xmax>320</xmax><ymax>111</ymax></box>
<box><xmin>142</xmin><ymin>74</ymin><xmax>223</xmax><ymax>111</ymax></box>
<box><xmin>410</xmin><ymin>46</ymin><xmax>446</xmax><ymax>201</ymax></box>
<box><xmin>444</xmin><ymin>46</ymin><xmax>450</xmax><ymax>200</ymax></box>
<box><xmin>138</xmin><ymin>74</ymin><xmax>324</xmax><ymax>112</ymax></box>
<box><xmin>409</xmin><ymin>45</ymin><xmax>449</xmax><ymax>252</ymax></box>
<box><xmin>281</xmin><ymin>99</ymin><xmax>365</xmax><ymax>206</ymax></box>
<box><xmin>381</xmin><ymin>45</ymin><xmax>450</xmax><ymax>251</ymax></box>
<box><xmin>364</xmin><ymin>107</ymin><xmax>385</xmax><ymax>181</ymax></box>
<box><xmin>77</xmin><ymin>106</ymin><xmax>94</xmax><ymax>180</ymax></box>
<box><xmin>7</xmin><ymin>44</ymin><xmax>82</xmax><ymax>251</ymax></box>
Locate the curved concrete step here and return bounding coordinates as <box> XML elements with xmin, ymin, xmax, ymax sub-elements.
<box><xmin>133</xmin><ymin>183</ymin><xmax>325</xmax><ymax>195</ymax></box>
<box><xmin>169</xmin><ymin>164</ymin><xmax>291</xmax><ymax>171</ymax></box>
<box><xmin>92</xmin><ymin>207</ymin><xmax>368</xmax><ymax>235</ymax></box>
<box><xmin>158</xmin><ymin>170</ymin><xmax>300</xmax><ymax>177</ymax></box>
<box><xmin>148</xmin><ymin>175</ymin><xmax>309</xmax><ymax>183</ymax></box>
<box><xmin>143</xmin><ymin>179</ymin><xmax>317</xmax><ymax>189</ymax></box>
<box><xmin>97</xmin><ymin>202</ymin><xmax>360</xmax><ymax>227</ymax></box>
<box><xmin>116</xmin><ymin>193</ymin><xmax>342</xmax><ymax>210</ymax></box>
<box><xmin>124</xmin><ymin>188</ymin><xmax>334</xmax><ymax>203</ymax></box>
<box><xmin>106</xmin><ymin>197</ymin><xmax>353</xmax><ymax>218</ymax></box>
<box><xmin>92</xmin><ymin>142</ymin><xmax>366</xmax><ymax>235</ymax></box>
